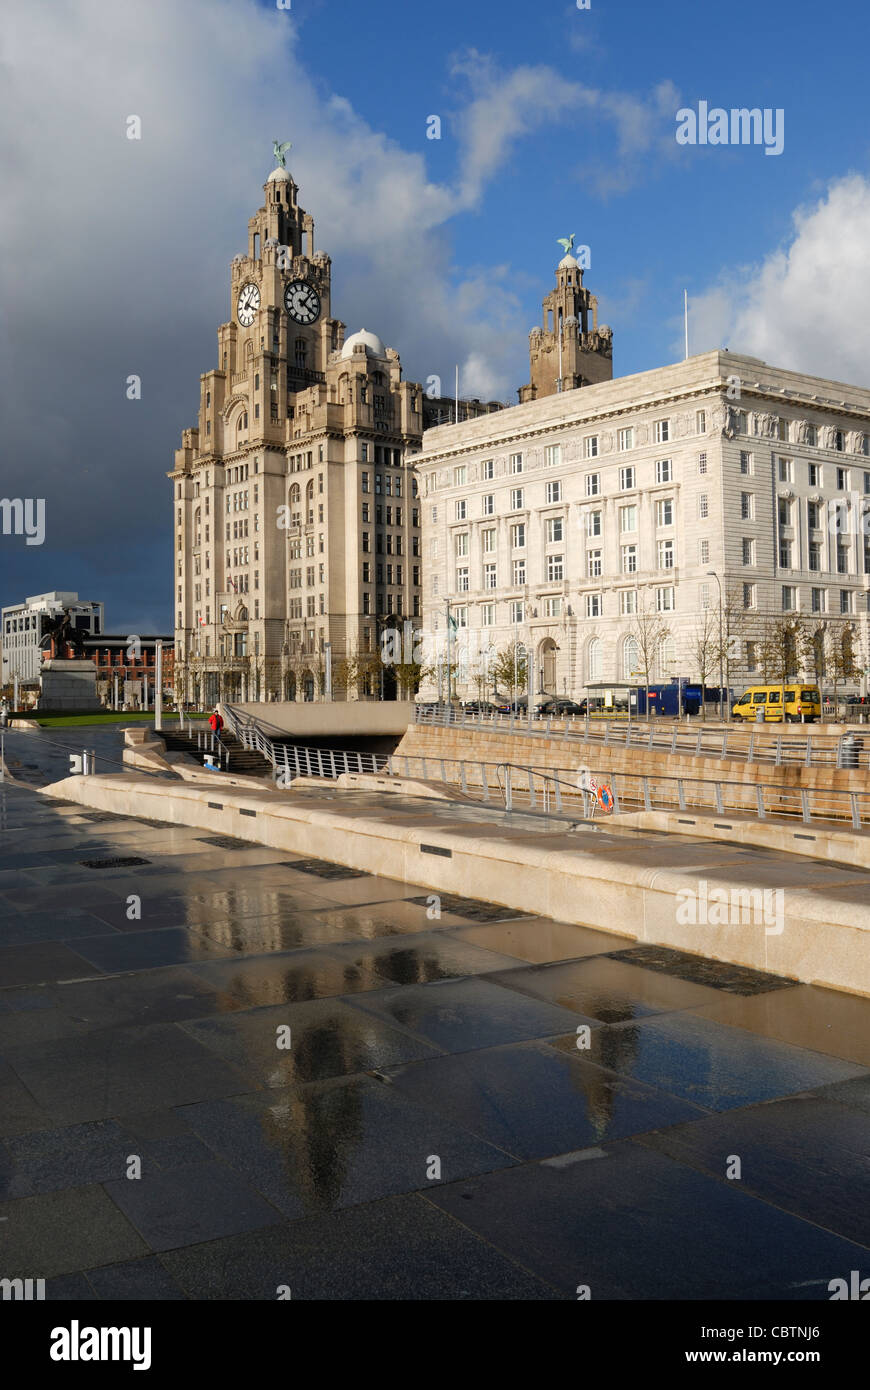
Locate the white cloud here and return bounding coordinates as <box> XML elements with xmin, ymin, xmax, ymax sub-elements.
<box><xmin>689</xmin><ymin>174</ymin><xmax>870</xmax><ymax>387</ymax></box>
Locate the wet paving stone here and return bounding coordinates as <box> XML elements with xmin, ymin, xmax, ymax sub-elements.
<box><xmin>85</xmin><ymin>1256</ymin><xmax>187</xmax><ymax>1300</ymax></box>
<box><xmin>488</xmin><ymin>954</ymin><xmax>725</xmax><ymax>1023</ymax></box>
<box><xmin>549</xmin><ymin>1012</ymin><xmax>868</xmax><ymax>1110</ymax></box>
<box><xmin>187</xmin><ymin>949</ymin><xmax>392</xmax><ymax>1008</ymax></box>
<box><xmin>350</xmin><ymin>977</ymin><xmax>590</xmax><ymax>1052</ymax></box>
<box><xmin>0</xmin><ymin>940</ymin><xmax>105</xmax><ymax>988</ymax></box>
<box><xmin>182</xmin><ymin>997</ymin><xmax>441</xmax><ymax>1086</ymax></box>
<box><xmin>328</xmin><ymin>933</ymin><xmax>525</xmax><ymax>987</ymax></box>
<box><xmin>453</xmin><ymin>918</ymin><xmax>633</xmax><ymax>963</ymax></box>
<box><xmin>427</xmin><ymin>1142</ymin><xmax>870</xmax><ymax>1300</ymax></box>
<box><xmin>386</xmin><ymin>1041</ymin><xmax>707</xmax><ymax>1160</ymax></box>
<box><xmin>284</xmin><ymin>858</ymin><xmax>367</xmax><ymax>880</ymax></box>
<box><xmin>606</xmin><ymin>944</ymin><xmax>797</xmax><ymax>995</ymax></box>
<box><xmin>637</xmin><ymin>1092</ymin><xmax>870</xmax><ymax>1248</ymax></box>
<box><xmin>0</xmin><ymin>1184</ymin><xmax>148</xmax><ymax>1278</ymax></box>
<box><xmin>159</xmin><ymin>1195</ymin><xmax>558</xmax><ymax>1300</ymax></box>
<box><xmin>67</xmin><ymin>927</ymin><xmax>235</xmax><ymax>974</ymax></box>
<box><xmin>179</xmin><ymin>1075</ymin><xmax>515</xmax><ymax>1215</ymax></box>
<box><xmin>104</xmin><ymin>1160</ymin><xmax>280</xmax><ymax>1252</ymax></box>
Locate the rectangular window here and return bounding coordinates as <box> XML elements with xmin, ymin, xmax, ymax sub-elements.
<box><xmin>782</xmin><ymin>585</ymin><xmax>796</xmax><ymax>611</ymax></box>
<box><xmin>743</xmin><ymin>582</ymin><xmax>756</xmax><ymax>609</ymax></box>
<box><xmin>698</xmin><ymin>493</ymin><xmax>709</xmax><ymax>519</ymax></box>
<box><xmin>740</xmin><ymin>451</ymin><xmax>752</xmax><ymax>475</ymax></box>
<box><xmin>657</xmin><ymin>538</ymin><xmax>674</xmax><ymax>569</ymax></box>
<box><xmin>510</xmin><ymin>452</ymin><xmax>524</xmax><ymax>474</ymax></box>
<box><xmin>546</xmin><ymin>554</ymin><xmax>563</xmax><ymax>581</ymax></box>
<box><xmin>510</xmin><ymin>600</ymin><xmax>524</xmax><ymax>624</ymax></box>
<box><xmin>837</xmin><ymin>466</ymin><xmax>849</xmax><ymax>490</ymax></box>
<box><xmin>619</xmin><ymin>466</ymin><xmax>635</xmax><ymax>490</ymax></box>
<box><xmin>482</xmin><ymin>459</ymin><xmax>494</xmax><ymax>480</ymax></box>
<box><xmin>482</xmin><ymin>494</ymin><xmax>494</xmax><ymax>515</ymax></box>
<box><xmin>545</xmin><ymin>480</ymin><xmax>562</xmax><ymax>503</ymax></box>
<box><xmin>586</xmin><ymin>509</ymin><xmax>602</xmax><ymax>537</ymax></box>
<box><xmin>656</xmin><ymin>586</ymin><xmax>674</xmax><ymax>612</ymax></box>
<box><xmin>740</xmin><ymin>492</ymin><xmax>754</xmax><ymax>520</ymax></box>
<box><xmin>585</xmin><ymin>472</ymin><xmax>600</xmax><ymax>497</ymax></box>
<box><xmin>779</xmin><ymin>540</ymin><xmax>792</xmax><ymax>569</ymax></box>
<box><xmin>482</xmin><ymin>527</ymin><xmax>496</xmax><ymax>553</ymax></box>
<box><xmin>481</xmin><ymin>602</ymin><xmax>495</xmax><ymax>627</ymax></box>
<box><xmin>840</xmin><ymin>589</ymin><xmax>852</xmax><ymax>614</ymax></box>
<box><xmin>696</xmin><ymin>410</ymin><xmax>706</xmax><ymax>434</ymax></box>
<box><xmin>617</xmin><ymin>427</ymin><xmax>634</xmax><ymax>451</ymax></box>
<box><xmin>809</xmin><ymin>541</ymin><xmax>821</xmax><ymax>571</ymax></box>
<box><xmin>742</xmin><ymin>538</ymin><xmax>755</xmax><ymax>565</ymax></box>
<box><xmin>455</xmin><ymin>499</ymin><xmax>467</xmax><ymax>520</ymax></box>
<box><xmin>544</xmin><ymin>444</ymin><xmax>562</xmax><ymax>468</ymax></box>
<box><xmin>620</xmin><ymin>589</ymin><xmax>637</xmax><ymax>615</ymax></box>
<box><xmin>811</xmin><ymin>587</ymin><xmax>824</xmax><ymax>613</ymax></box>
<box><xmin>510</xmin><ymin>488</ymin><xmax>524</xmax><ymax>510</ymax></box>
<box><xmin>655</xmin><ymin>498</ymin><xmax>674</xmax><ymax>527</ymax></box>
<box><xmin>454</xmin><ymin>465</ymin><xmax>467</xmax><ymax>486</ymax></box>
<box><xmin>512</xmin><ymin>558</ymin><xmax>526</xmax><ymax>585</ymax></box>
<box><xmin>621</xmin><ymin>544</ymin><xmax>637</xmax><ymax>574</ymax></box>
<box><xmin>619</xmin><ymin>504</ymin><xmax>637</xmax><ymax>533</ymax></box>
<box><xmin>546</xmin><ymin>517</ymin><xmax>564</xmax><ymax>544</ymax></box>
<box><xmin>778</xmin><ymin>418</ymin><xmax>789</xmax><ymax>442</ymax></box>
<box><xmin>808</xmin><ymin>462</ymin><xmax>820</xmax><ymax>487</ymax></box>
<box><xmin>483</xmin><ymin>562</ymin><xmax>497</xmax><ymax>589</ymax></box>
<box><xmin>700</xmin><ymin>583</ymin><xmax>711</xmax><ymax>610</ymax></box>
<box><xmin>456</xmin><ymin>566</ymin><xmax>469</xmax><ymax>592</ymax></box>
<box><xmin>584</xmin><ymin>435</ymin><xmax>599</xmax><ymax>459</ymax></box>
<box><xmin>737</xmin><ymin>410</ymin><xmax>748</xmax><ymax>433</ymax></box>
<box><xmin>778</xmin><ymin>457</ymin><xmax>793</xmax><ymax>483</ymax></box>
<box><xmin>656</xmin><ymin>459</ymin><xmax>673</xmax><ymax>483</ymax></box>
<box><xmin>586</xmin><ymin>593</ymin><xmax>602</xmax><ymax>618</ymax></box>
<box><xmin>587</xmin><ymin>549</ymin><xmax>602</xmax><ymax>578</ymax></box>
<box><xmin>510</xmin><ymin>522</ymin><xmax>526</xmax><ymax>548</ymax></box>
<box><xmin>699</xmin><ymin>538</ymin><xmax>710</xmax><ymax>564</ymax></box>
<box><xmin>454</xmin><ymin>532</ymin><xmax>469</xmax><ymax>557</ymax></box>
<box><xmin>654</xmin><ymin>419</ymin><xmax>670</xmax><ymax>443</ymax></box>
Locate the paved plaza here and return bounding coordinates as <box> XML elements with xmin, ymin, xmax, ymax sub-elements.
<box><xmin>1</xmin><ymin>775</ymin><xmax>869</xmax><ymax>1300</ymax></box>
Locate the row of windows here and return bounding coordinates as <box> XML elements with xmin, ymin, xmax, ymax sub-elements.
<box><xmin>776</xmin><ymin>459</ymin><xmax>870</xmax><ymax>489</ymax></box>
<box><xmin>451</xmin><ymin>539</ymin><xmax>677</xmax><ymax>592</ymax></box>
<box><xmin>442</xmin><ymin>586</ymin><xmax>677</xmax><ymax>627</ymax></box>
<box><xmin>360</xmin><ymin>563</ymin><xmax>414</xmax><ymax>585</ymax></box>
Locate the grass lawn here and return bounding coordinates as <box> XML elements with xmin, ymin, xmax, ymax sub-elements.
<box><xmin>25</xmin><ymin>712</ymin><xmax>209</xmax><ymax>728</ymax></box>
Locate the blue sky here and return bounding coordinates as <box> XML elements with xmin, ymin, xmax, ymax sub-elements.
<box><xmin>2</xmin><ymin>0</ymin><xmax>870</xmax><ymax>630</ymax></box>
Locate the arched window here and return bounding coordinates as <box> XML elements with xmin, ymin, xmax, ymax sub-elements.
<box><xmin>658</xmin><ymin>636</ymin><xmax>676</xmax><ymax>680</ymax></box>
<box><xmin>622</xmin><ymin>636</ymin><xmax>639</xmax><ymax>681</ymax></box>
<box><xmin>289</xmin><ymin>483</ymin><xmax>301</xmax><ymax>504</ymax></box>
<box><xmin>587</xmin><ymin>637</ymin><xmax>602</xmax><ymax>682</ymax></box>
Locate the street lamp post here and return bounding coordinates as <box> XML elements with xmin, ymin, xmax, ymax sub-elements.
<box><xmin>707</xmin><ymin>571</ymin><xmax>724</xmax><ymax>721</ymax></box>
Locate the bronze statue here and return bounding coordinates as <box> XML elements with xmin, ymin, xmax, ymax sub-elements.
<box><xmin>40</xmin><ymin>608</ymin><xmax>87</xmax><ymax>659</ymax></box>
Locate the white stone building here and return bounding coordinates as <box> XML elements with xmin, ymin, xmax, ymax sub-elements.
<box><xmin>416</xmin><ymin>300</ymin><xmax>870</xmax><ymax>703</ymax></box>
<box><xmin>1</xmin><ymin>592</ymin><xmax>103</xmax><ymax>686</ymax></box>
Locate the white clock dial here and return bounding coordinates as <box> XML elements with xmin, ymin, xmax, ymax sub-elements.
<box><xmin>284</xmin><ymin>279</ymin><xmax>321</xmax><ymax>325</ymax></box>
<box><xmin>237</xmin><ymin>282</ymin><xmax>261</xmax><ymax>326</ymax></box>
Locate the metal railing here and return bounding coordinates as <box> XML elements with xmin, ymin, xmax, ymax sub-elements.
<box><xmin>389</xmin><ymin>749</ymin><xmax>870</xmax><ymax>830</ymax></box>
<box><xmin>413</xmin><ymin>704</ymin><xmax>869</xmax><ymax>770</ymax></box>
<box><xmin>222</xmin><ymin>704</ymin><xmax>389</xmax><ymax>782</ymax></box>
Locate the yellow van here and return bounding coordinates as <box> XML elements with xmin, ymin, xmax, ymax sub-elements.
<box><xmin>730</xmin><ymin>684</ymin><xmax>821</xmax><ymax>723</ymax></box>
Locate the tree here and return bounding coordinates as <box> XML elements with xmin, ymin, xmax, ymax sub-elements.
<box><xmin>629</xmin><ymin>593</ymin><xmax>671</xmax><ymax>719</ymax></box>
<box><xmin>490</xmin><ymin>641</ymin><xmax>528</xmax><ymax>701</ymax></box>
<box><xmin>759</xmin><ymin>610</ymin><xmax>805</xmax><ymax>719</ymax></box>
<box><xmin>687</xmin><ymin>607</ymin><xmax>720</xmax><ymax>719</ymax></box>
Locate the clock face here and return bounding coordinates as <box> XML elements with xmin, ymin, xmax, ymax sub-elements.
<box><xmin>284</xmin><ymin>279</ymin><xmax>321</xmax><ymax>325</ymax></box>
<box><xmin>237</xmin><ymin>282</ymin><xmax>260</xmax><ymax>326</ymax></box>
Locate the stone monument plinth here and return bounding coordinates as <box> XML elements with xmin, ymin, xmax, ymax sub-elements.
<box><xmin>37</xmin><ymin>660</ymin><xmax>103</xmax><ymax>712</ymax></box>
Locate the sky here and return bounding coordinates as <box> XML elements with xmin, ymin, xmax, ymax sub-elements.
<box><xmin>2</xmin><ymin>0</ymin><xmax>870</xmax><ymax>630</ymax></box>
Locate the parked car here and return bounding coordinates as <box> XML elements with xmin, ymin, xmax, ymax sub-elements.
<box><xmin>462</xmin><ymin>700</ymin><xmax>497</xmax><ymax>715</ymax></box>
<box><xmin>536</xmin><ymin>698</ymin><xmax>586</xmax><ymax>717</ymax></box>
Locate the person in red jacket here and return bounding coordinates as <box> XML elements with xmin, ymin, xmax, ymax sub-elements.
<box><xmin>208</xmin><ymin>708</ymin><xmax>224</xmax><ymax>736</ymax></box>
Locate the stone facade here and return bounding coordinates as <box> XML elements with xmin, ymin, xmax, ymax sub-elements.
<box><xmin>170</xmin><ymin>162</ymin><xmax>432</xmax><ymax>706</ymax></box>
<box><xmin>416</xmin><ymin>343</ymin><xmax>870</xmax><ymax>703</ymax></box>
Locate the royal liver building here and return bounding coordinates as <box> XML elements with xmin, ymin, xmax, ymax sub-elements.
<box><xmin>170</xmin><ymin>153</ymin><xmax>429</xmax><ymax>706</ymax></box>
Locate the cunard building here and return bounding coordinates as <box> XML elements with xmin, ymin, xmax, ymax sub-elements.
<box><xmin>170</xmin><ymin>151</ymin><xmax>495</xmax><ymax>705</ymax></box>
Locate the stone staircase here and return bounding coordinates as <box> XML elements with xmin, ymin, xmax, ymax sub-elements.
<box><xmin>161</xmin><ymin>728</ymin><xmax>274</xmax><ymax>779</ymax></box>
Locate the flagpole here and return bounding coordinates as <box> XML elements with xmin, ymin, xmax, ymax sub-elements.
<box><xmin>684</xmin><ymin>289</ymin><xmax>689</xmax><ymax>360</ymax></box>
<box><xmin>446</xmin><ymin>599</ymin><xmax>452</xmax><ymax>701</ymax></box>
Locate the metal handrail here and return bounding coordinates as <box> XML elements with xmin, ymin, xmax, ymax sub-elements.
<box><xmin>412</xmin><ymin>704</ymin><xmax>869</xmax><ymax>771</ymax></box>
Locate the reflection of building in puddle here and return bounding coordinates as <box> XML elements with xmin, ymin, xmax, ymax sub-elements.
<box><xmin>577</xmin><ymin>1017</ymin><xmax>642</xmax><ymax>1142</ymax></box>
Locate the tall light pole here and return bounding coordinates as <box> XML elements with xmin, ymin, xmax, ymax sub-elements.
<box><xmin>707</xmin><ymin>571</ymin><xmax>724</xmax><ymax>721</ymax></box>
<box><xmin>155</xmin><ymin>641</ymin><xmax>163</xmax><ymax>732</ymax></box>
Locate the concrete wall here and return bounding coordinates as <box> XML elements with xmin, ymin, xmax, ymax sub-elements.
<box><xmin>225</xmin><ymin>700</ymin><xmax>416</xmax><ymax>738</ymax></box>
<box><xmin>40</xmin><ymin>771</ymin><xmax>870</xmax><ymax>997</ymax></box>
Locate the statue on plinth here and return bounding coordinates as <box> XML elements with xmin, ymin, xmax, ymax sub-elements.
<box><xmin>40</xmin><ymin>609</ymin><xmax>87</xmax><ymax>660</ymax></box>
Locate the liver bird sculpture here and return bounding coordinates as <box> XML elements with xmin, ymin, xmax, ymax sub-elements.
<box><xmin>272</xmin><ymin>140</ymin><xmax>292</xmax><ymax>168</ymax></box>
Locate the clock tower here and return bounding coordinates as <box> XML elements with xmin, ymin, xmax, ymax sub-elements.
<box><xmin>169</xmin><ymin>153</ymin><xmax>426</xmax><ymax>707</ymax></box>
<box><xmin>518</xmin><ymin>250</ymin><xmax>613</xmax><ymax>402</ymax></box>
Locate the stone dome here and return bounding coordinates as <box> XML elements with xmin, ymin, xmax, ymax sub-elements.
<box><xmin>558</xmin><ymin>253</ymin><xmax>579</xmax><ymax>269</ymax></box>
<box><xmin>340</xmin><ymin>328</ymin><xmax>387</xmax><ymax>360</ymax></box>
<box><xmin>267</xmin><ymin>166</ymin><xmax>291</xmax><ymax>183</ymax></box>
